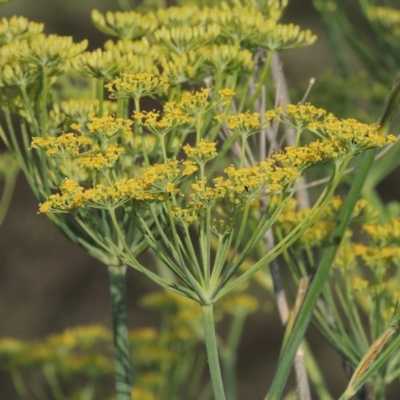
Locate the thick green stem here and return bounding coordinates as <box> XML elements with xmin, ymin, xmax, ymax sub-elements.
<box><xmin>201</xmin><ymin>304</ymin><xmax>226</xmax><ymax>400</ymax></box>
<box><xmin>223</xmin><ymin>313</ymin><xmax>246</xmax><ymax>400</ymax></box>
<box><xmin>108</xmin><ymin>265</ymin><xmax>132</xmax><ymax>400</ymax></box>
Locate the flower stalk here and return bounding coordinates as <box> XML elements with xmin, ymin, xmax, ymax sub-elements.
<box><xmin>108</xmin><ymin>265</ymin><xmax>132</xmax><ymax>400</ymax></box>
<box><xmin>201</xmin><ymin>304</ymin><xmax>226</xmax><ymax>400</ymax></box>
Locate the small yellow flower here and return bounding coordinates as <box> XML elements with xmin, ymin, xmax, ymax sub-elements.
<box><xmin>106</xmin><ymin>72</ymin><xmax>169</xmax><ymax>100</ymax></box>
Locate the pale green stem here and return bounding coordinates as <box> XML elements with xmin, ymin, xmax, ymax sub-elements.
<box><xmin>196</xmin><ymin>117</ymin><xmax>202</xmax><ymax>146</ymax></box>
<box><xmin>134</xmin><ymin>97</ymin><xmax>149</xmax><ymax>166</ymax></box>
<box><xmin>0</xmin><ymin>171</ymin><xmax>17</xmax><ymax>227</ymax></box>
<box><xmin>10</xmin><ymin>369</ymin><xmax>29</xmax><ymax>400</ymax></box>
<box><xmin>295</xmin><ymin>127</ymin><xmax>303</xmax><ymax>147</ymax></box>
<box><xmin>40</xmin><ymin>67</ymin><xmax>49</xmax><ymax>132</ymax></box>
<box><xmin>223</xmin><ymin>313</ymin><xmax>246</xmax><ymax>400</ymax></box>
<box><xmin>248</xmin><ymin>50</ymin><xmax>274</xmax><ymax>110</ymax></box>
<box><xmin>43</xmin><ymin>365</ymin><xmax>66</xmax><ymax>400</ymax></box>
<box><xmin>97</xmin><ymin>77</ymin><xmax>104</xmax><ymax>117</ymax></box>
<box><xmin>201</xmin><ymin>304</ymin><xmax>226</xmax><ymax>400</ymax></box>
<box><xmin>108</xmin><ymin>265</ymin><xmax>132</xmax><ymax>400</ymax></box>
<box><xmin>240</xmin><ymin>136</ymin><xmax>247</xmax><ymax>168</ymax></box>
<box><xmin>160</xmin><ymin>134</ymin><xmax>168</xmax><ymax>164</ymax></box>
<box><xmin>199</xmin><ymin>206</ymin><xmax>212</xmax><ymax>287</ymax></box>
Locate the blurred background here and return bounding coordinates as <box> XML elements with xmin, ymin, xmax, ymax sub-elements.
<box><xmin>0</xmin><ymin>0</ymin><xmax>399</xmax><ymax>399</ymax></box>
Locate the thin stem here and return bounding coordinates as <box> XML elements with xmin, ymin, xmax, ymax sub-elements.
<box><xmin>248</xmin><ymin>50</ymin><xmax>274</xmax><ymax>110</ymax></box>
<box><xmin>0</xmin><ymin>171</ymin><xmax>17</xmax><ymax>227</ymax></box>
<box><xmin>134</xmin><ymin>97</ymin><xmax>149</xmax><ymax>166</ymax></box>
<box><xmin>108</xmin><ymin>265</ymin><xmax>132</xmax><ymax>400</ymax></box>
<box><xmin>40</xmin><ymin>68</ymin><xmax>49</xmax><ymax>131</ymax></box>
<box><xmin>10</xmin><ymin>370</ymin><xmax>29</xmax><ymax>400</ymax></box>
<box><xmin>97</xmin><ymin>78</ymin><xmax>105</xmax><ymax>117</ymax></box>
<box><xmin>43</xmin><ymin>365</ymin><xmax>66</xmax><ymax>400</ymax></box>
<box><xmin>201</xmin><ymin>304</ymin><xmax>226</xmax><ymax>400</ymax></box>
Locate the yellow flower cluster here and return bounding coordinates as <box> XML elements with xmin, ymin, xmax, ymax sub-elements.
<box><xmin>154</xmin><ymin>24</ymin><xmax>221</xmax><ymax>54</ymax></box>
<box><xmin>105</xmin><ymin>72</ymin><xmax>169</xmax><ymax>100</ymax></box>
<box><xmin>220</xmin><ymin>293</ymin><xmax>259</xmax><ymax>316</ymax></box>
<box><xmin>53</xmin><ymin>99</ymin><xmax>118</xmax><ymax>125</ymax></box>
<box><xmin>274</xmin><ymin>197</ymin><xmax>375</xmax><ymax>249</ymax></box>
<box><xmin>203</xmin><ymin>6</ymin><xmax>268</xmax><ymax>44</ymax></box>
<box><xmin>134</xmin><ymin>108</ymin><xmax>189</xmax><ymax>138</ymax></box>
<box><xmin>80</xmin><ymin>144</ymin><xmax>124</xmax><ymax>171</ymax></box>
<box><xmin>183</xmin><ymin>140</ymin><xmax>218</xmax><ymax>165</ymax></box>
<box><xmin>83</xmin><ymin>115</ymin><xmax>133</xmax><ymax>141</ymax></box>
<box><xmin>216</xmin><ymin>111</ymin><xmax>263</xmax><ymax>138</ymax></box>
<box><xmin>362</xmin><ymin>219</ymin><xmax>400</xmax><ymax>246</ymax></box>
<box><xmin>72</xmin><ymin>48</ymin><xmax>125</xmax><ymax>80</ymax></box>
<box><xmin>255</xmin><ymin>21</ymin><xmax>317</xmax><ymax>50</ymax></box>
<box><xmin>352</xmin><ymin>243</ymin><xmax>400</xmax><ymax>269</ymax></box>
<box><xmin>13</xmin><ymin>34</ymin><xmax>87</xmax><ymax>75</ymax></box>
<box><xmin>160</xmin><ymin>51</ymin><xmax>203</xmax><ymax>85</ymax></box>
<box><xmin>176</xmin><ymin>88</ymin><xmax>234</xmax><ymax>120</ymax></box>
<box><xmin>0</xmin><ymin>16</ymin><xmax>43</xmax><ymax>46</ymax></box>
<box><xmin>31</xmin><ymin>133</ymin><xmax>92</xmax><ymax>158</ymax></box>
<box><xmin>91</xmin><ymin>9</ymin><xmax>158</xmax><ymax>40</ymax></box>
<box><xmin>104</xmin><ymin>37</ymin><xmax>151</xmax><ymax>56</ymax></box>
<box><xmin>268</xmin><ymin>103</ymin><xmax>327</xmax><ymax>130</ymax></box>
<box><xmin>156</xmin><ymin>5</ymin><xmax>201</xmax><ymax>27</ymax></box>
<box><xmin>47</xmin><ymin>325</ymin><xmax>111</xmax><ymax>350</ymax></box>
<box><xmin>202</xmin><ymin>44</ymin><xmax>254</xmax><ymax>74</ymax></box>
<box><xmin>308</xmin><ymin>115</ymin><xmax>397</xmax><ymax>154</ymax></box>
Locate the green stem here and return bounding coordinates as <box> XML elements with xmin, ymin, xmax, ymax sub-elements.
<box><xmin>108</xmin><ymin>265</ymin><xmax>132</xmax><ymax>400</ymax></box>
<box><xmin>10</xmin><ymin>369</ymin><xmax>29</xmax><ymax>400</ymax></box>
<box><xmin>223</xmin><ymin>313</ymin><xmax>246</xmax><ymax>400</ymax></box>
<box><xmin>134</xmin><ymin>97</ymin><xmax>149</xmax><ymax>167</ymax></box>
<box><xmin>97</xmin><ymin>77</ymin><xmax>104</xmax><ymax>117</ymax></box>
<box><xmin>40</xmin><ymin>67</ymin><xmax>49</xmax><ymax>131</ymax></box>
<box><xmin>43</xmin><ymin>365</ymin><xmax>66</xmax><ymax>400</ymax></box>
<box><xmin>248</xmin><ymin>50</ymin><xmax>274</xmax><ymax>110</ymax></box>
<box><xmin>201</xmin><ymin>304</ymin><xmax>226</xmax><ymax>400</ymax></box>
<box><xmin>0</xmin><ymin>171</ymin><xmax>17</xmax><ymax>227</ymax></box>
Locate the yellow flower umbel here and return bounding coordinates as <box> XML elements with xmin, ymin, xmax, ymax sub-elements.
<box><xmin>54</xmin><ymin>99</ymin><xmax>118</xmax><ymax>125</ymax></box>
<box><xmin>154</xmin><ymin>24</ymin><xmax>221</xmax><ymax>54</ymax></box>
<box><xmin>308</xmin><ymin>115</ymin><xmax>397</xmax><ymax>155</ymax></box>
<box><xmin>201</xmin><ymin>45</ymin><xmax>254</xmax><ymax>75</ymax></box>
<box><xmin>30</xmin><ymin>133</ymin><xmax>92</xmax><ymax>158</ymax></box>
<box><xmin>160</xmin><ymin>51</ymin><xmax>205</xmax><ymax>85</ymax></box>
<box><xmin>72</xmin><ymin>48</ymin><xmax>126</xmax><ymax>81</ymax></box>
<box><xmin>106</xmin><ymin>72</ymin><xmax>169</xmax><ymax>101</ymax></box>
<box><xmin>80</xmin><ymin>114</ymin><xmax>133</xmax><ymax>143</ymax></box>
<box><xmin>0</xmin><ymin>16</ymin><xmax>43</xmax><ymax>46</ymax></box>
<box><xmin>156</xmin><ymin>5</ymin><xmax>201</xmax><ymax>27</ymax></box>
<box><xmin>91</xmin><ymin>9</ymin><xmax>158</xmax><ymax>40</ymax></box>
<box><xmin>12</xmin><ymin>34</ymin><xmax>88</xmax><ymax>76</ymax></box>
<box><xmin>254</xmin><ymin>20</ymin><xmax>317</xmax><ymax>51</ymax></box>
